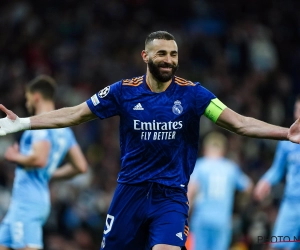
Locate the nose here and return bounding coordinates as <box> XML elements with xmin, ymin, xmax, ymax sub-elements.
<box><xmin>163</xmin><ymin>55</ymin><xmax>173</xmax><ymax>65</ymax></box>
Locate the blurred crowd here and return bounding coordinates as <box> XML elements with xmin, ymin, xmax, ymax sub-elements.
<box><xmin>0</xmin><ymin>0</ymin><xmax>300</xmax><ymax>249</ymax></box>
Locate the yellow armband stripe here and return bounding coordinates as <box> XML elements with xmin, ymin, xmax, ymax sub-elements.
<box><xmin>204</xmin><ymin>98</ymin><xmax>227</xmax><ymax>123</ymax></box>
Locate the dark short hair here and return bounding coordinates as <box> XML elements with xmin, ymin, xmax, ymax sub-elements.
<box><xmin>145</xmin><ymin>31</ymin><xmax>175</xmax><ymax>46</ymax></box>
<box><xmin>26</xmin><ymin>75</ymin><xmax>56</xmax><ymax>100</ymax></box>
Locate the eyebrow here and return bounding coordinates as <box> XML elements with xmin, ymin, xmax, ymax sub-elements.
<box><xmin>156</xmin><ymin>50</ymin><xmax>178</xmax><ymax>54</ymax></box>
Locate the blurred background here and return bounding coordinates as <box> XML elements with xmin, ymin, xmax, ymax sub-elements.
<box><xmin>0</xmin><ymin>0</ymin><xmax>300</xmax><ymax>249</ymax></box>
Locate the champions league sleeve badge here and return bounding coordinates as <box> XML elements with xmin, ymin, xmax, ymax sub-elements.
<box><xmin>98</xmin><ymin>86</ymin><xmax>110</xmax><ymax>98</ymax></box>
<box><xmin>172</xmin><ymin>100</ymin><xmax>183</xmax><ymax>115</ymax></box>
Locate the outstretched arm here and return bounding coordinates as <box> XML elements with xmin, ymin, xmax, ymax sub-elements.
<box><xmin>30</xmin><ymin>102</ymin><xmax>96</xmax><ymax>129</ymax></box>
<box><xmin>0</xmin><ymin>102</ymin><xmax>97</xmax><ymax>135</ymax></box>
<box><xmin>216</xmin><ymin>107</ymin><xmax>295</xmax><ymax>141</ymax></box>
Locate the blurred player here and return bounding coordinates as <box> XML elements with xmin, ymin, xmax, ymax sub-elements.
<box><xmin>188</xmin><ymin>131</ymin><xmax>253</xmax><ymax>250</ymax></box>
<box><xmin>0</xmin><ymin>75</ymin><xmax>88</xmax><ymax>250</ymax></box>
<box><xmin>254</xmin><ymin>95</ymin><xmax>300</xmax><ymax>250</ymax></box>
<box><xmin>0</xmin><ymin>31</ymin><xmax>300</xmax><ymax>250</ymax></box>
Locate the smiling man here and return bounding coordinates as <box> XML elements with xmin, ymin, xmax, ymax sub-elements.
<box><xmin>0</xmin><ymin>31</ymin><xmax>300</xmax><ymax>250</ymax></box>
<box><xmin>144</xmin><ymin>36</ymin><xmax>179</xmax><ymax>85</ymax></box>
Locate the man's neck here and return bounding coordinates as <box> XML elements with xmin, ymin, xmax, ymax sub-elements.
<box><xmin>35</xmin><ymin>102</ymin><xmax>55</xmax><ymax>115</ymax></box>
<box><xmin>146</xmin><ymin>73</ymin><xmax>172</xmax><ymax>93</ymax></box>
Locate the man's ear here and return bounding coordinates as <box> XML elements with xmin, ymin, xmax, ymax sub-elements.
<box><xmin>33</xmin><ymin>92</ymin><xmax>41</xmax><ymax>103</ymax></box>
<box><xmin>141</xmin><ymin>50</ymin><xmax>149</xmax><ymax>63</ymax></box>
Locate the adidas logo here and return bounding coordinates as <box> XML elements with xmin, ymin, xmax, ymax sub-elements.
<box><xmin>133</xmin><ymin>103</ymin><xmax>144</xmax><ymax>110</ymax></box>
<box><xmin>176</xmin><ymin>232</ymin><xmax>183</xmax><ymax>240</ymax></box>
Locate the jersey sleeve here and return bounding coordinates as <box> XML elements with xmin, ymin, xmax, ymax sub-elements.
<box><xmin>86</xmin><ymin>81</ymin><xmax>122</xmax><ymax>119</ymax></box>
<box><xmin>194</xmin><ymin>84</ymin><xmax>217</xmax><ymax>116</ymax></box>
<box><xmin>261</xmin><ymin>142</ymin><xmax>287</xmax><ymax>185</ymax></box>
<box><xmin>235</xmin><ymin>166</ymin><xmax>251</xmax><ymax>191</ymax></box>
<box><xmin>64</xmin><ymin>128</ymin><xmax>78</xmax><ymax>149</ymax></box>
<box><xmin>31</xmin><ymin>130</ymin><xmax>50</xmax><ymax>143</ymax></box>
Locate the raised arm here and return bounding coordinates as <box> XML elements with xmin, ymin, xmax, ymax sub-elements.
<box><xmin>216</xmin><ymin>107</ymin><xmax>291</xmax><ymax>141</ymax></box>
<box><xmin>0</xmin><ymin>102</ymin><xmax>97</xmax><ymax>135</ymax></box>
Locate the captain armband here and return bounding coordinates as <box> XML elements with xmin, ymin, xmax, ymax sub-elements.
<box><xmin>204</xmin><ymin>98</ymin><xmax>227</xmax><ymax>123</ymax></box>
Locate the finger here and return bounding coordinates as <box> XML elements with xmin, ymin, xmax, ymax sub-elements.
<box><xmin>0</xmin><ymin>104</ymin><xmax>17</xmax><ymax>120</ymax></box>
<box><xmin>0</xmin><ymin>104</ymin><xmax>10</xmax><ymax>115</ymax></box>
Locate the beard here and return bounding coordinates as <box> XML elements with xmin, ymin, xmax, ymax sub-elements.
<box><xmin>148</xmin><ymin>58</ymin><xmax>178</xmax><ymax>82</ymax></box>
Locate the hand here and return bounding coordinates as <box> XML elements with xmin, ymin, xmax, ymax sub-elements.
<box><xmin>5</xmin><ymin>143</ymin><xmax>20</xmax><ymax>162</ymax></box>
<box><xmin>288</xmin><ymin>118</ymin><xmax>300</xmax><ymax>143</ymax></box>
<box><xmin>0</xmin><ymin>104</ymin><xmax>30</xmax><ymax>136</ymax></box>
<box><xmin>0</xmin><ymin>104</ymin><xmax>17</xmax><ymax>120</ymax></box>
<box><xmin>253</xmin><ymin>180</ymin><xmax>271</xmax><ymax>202</ymax></box>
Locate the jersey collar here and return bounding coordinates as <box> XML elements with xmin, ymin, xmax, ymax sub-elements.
<box><xmin>142</xmin><ymin>74</ymin><xmax>175</xmax><ymax>93</ymax></box>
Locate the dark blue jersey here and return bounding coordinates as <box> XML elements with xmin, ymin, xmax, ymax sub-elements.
<box><xmin>86</xmin><ymin>75</ymin><xmax>215</xmax><ymax>190</ymax></box>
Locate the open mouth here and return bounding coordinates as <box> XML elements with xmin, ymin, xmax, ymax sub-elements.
<box><xmin>159</xmin><ymin>66</ymin><xmax>173</xmax><ymax>71</ymax></box>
